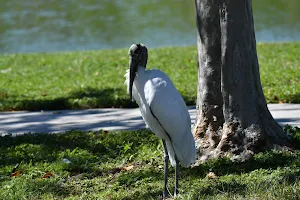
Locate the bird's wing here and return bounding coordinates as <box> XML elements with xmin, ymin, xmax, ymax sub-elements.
<box><xmin>145</xmin><ymin>70</ymin><xmax>196</xmax><ymax>167</ymax></box>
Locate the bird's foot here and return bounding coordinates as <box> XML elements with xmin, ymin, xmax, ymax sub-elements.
<box><xmin>162</xmin><ymin>187</ymin><xmax>171</xmax><ymax>199</ymax></box>
<box><xmin>163</xmin><ymin>190</ymin><xmax>169</xmax><ymax>199</ymax></box>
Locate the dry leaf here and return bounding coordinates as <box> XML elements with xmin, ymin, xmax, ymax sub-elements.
<box><xmin>11</xmin><ymin>170</ymin><xmax>21</xmax><ymax>177</ymax></box>
<box><xmin>207</xmin><ymin>172</ymin><xmax>217</xmax><ymax>179</ymax></box>
<box><xmin>121</xmin><ymin>165</ymin><xmax>134</xmax><ymax>171</ymax></box>
<box><xmin>42</xmin><ymin>172</ymin><xmax>54</xmax><ymax>179</ymax></box>
<box><xmin>279</xmin><ymin>100</ymin><xmax>287</xmax><ymax>104</ymax></box>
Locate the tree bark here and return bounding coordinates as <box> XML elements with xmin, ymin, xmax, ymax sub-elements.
<box><xmin>193</xmin><ymin>0</ymin><xmax>291</xmax><ymax>162</ymax></box>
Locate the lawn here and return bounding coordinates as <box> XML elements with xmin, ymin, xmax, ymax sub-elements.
<box><xmin>0</xmin><ymin>43</ymin><xmax>299</xmax><ymax>199</ymax></box>
<box><xmin>0</xmin><ymin>43</ymin><xmax>299</xmax><ymax>111</ymax></box>
<box><xmin>0</xmin><ymin>126</ymin><xmax>299</xmax><ymax>199</ymax></box>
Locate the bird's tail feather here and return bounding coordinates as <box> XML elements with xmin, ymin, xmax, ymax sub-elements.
<box><xmin>173</xmin><ymin>131</ymin><xmax>196</xmax><ymax>168</ymax></box>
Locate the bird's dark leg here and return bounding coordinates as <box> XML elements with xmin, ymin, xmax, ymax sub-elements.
<box><xmin>174</xmin><ymin>157</ymin><xmax>179</xmax><ymax>197</ymax></box>
<box><xmin>162</xmin><ymin>140</ymin><xmax>169</xmax><ymax>199</ymax></box>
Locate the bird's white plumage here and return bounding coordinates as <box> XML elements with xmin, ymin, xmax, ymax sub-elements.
<box><xmin>125</xmin><ymin>67</ymin><xmax>196</xmax><ymax>167</ymax></box>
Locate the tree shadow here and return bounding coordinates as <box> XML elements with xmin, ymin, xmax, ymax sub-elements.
<box><xmin>185</xmin><ymin>150</ymin><xmax>300</xmax><ymax>178</ymax></box>
<box><xmin>286</xmin><ymin>93</ymin><xmax>300</xmax><ymax>104</ymax></box>
<box><xmin>0</xmin><ymin>108</ymin><xmax>146</xmax><ymax>135</ymax></box>
<box><xmin>1</xmin><ymin>87</ymin><xmax>137</xmax><ymax>111</ymax></box>
<box><xmin>1</xmin><ymin>87</ymin><xmax>200</xmax><ymax>111</ymax></box>
<box><xmin>0</xmin><ymin>129</ymin><xmax>158</xmax><ymax>166</ymax></box>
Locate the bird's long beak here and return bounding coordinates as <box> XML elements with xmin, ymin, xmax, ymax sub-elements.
<box><xmin>129</xmin><ymin>58</ymin><xmax>137</xmax><ymax>102</ymax></box>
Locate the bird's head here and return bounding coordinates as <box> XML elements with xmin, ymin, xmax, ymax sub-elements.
<box><xmin>128</xmin><ymin>43</ymin><xmax>148</xmax><ymax>102</ymax></box>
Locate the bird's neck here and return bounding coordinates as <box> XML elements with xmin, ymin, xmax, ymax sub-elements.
<box><xmin>125</xmin><ymin>66</ymin><xmax>146</xmax><ymax>96</ymax></box>
<box><xmin>137</xmin><ymin>66</ymin><xmax>146</xmax><ymax>73</ymax></box>
<box><xmin>136</xmin><ymin>66</ymin><xmax>146</xmax><ymax>77</ymax></box>
<box><xmin>131</xmin><ymin>66</ymin><xmax>147</xmax><ymax>105</ymax></box>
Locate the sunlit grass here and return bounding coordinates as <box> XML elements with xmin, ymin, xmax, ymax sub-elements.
<box><xmin>0</xmin><ymin>127</ymin><xmax>299</xmax><ymax>199</ymax></box>
<box><xmin>0</xmin><ymin>43</ymin><xmax>299</xmax><ymax>111</ymax></box>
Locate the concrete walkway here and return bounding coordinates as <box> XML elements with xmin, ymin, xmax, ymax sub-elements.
<box><xmin>0</xmin><ymin>104</ymin><xmax>299</xmax><ymax>136</ymax></box>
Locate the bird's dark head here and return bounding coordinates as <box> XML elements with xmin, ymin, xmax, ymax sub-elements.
<box><xmin>128</xmin><ymin>43</ymin><xmax>148</xmax><ymax>101</ymax></box>
<box><xmin>129</xmin><ymin>43</ymin><xmax>148</xmax><ymax>67</ymax></box>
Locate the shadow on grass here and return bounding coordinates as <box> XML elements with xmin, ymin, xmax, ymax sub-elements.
<box><xmin>0</xmin><ymin>129</ymin><xmax>159</xmax><ymax>166</ymax></box>
<box><xmin>280</xmin><ymin>170</ymin><xmax>300</xmax><ymax>184</ymax></box>
<box><xmin>0</xmin><ymin>87</ymin><xmax>198</xmax><ymax>111</ymax></box>
<box><xmin>186</xmin><ymin>150</ymin><xmax>300</xmax><ymax>178</ymax></box>
<box><xmin>0</xmin><ymin>87</ymin><xmax>137</xmax><ymax>111</ymax></box>
<box><xmin>287</xmin><ymin>93</ymin><xmax>300</xmax><ymax>103</ymax></box>
<box><xmin>2</xmin><ymin>89</ymin><xmax>299</xmax><ymax>111</ymax></box>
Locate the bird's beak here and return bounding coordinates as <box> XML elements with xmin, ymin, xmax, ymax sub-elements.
<box><xmin>129</xmin><ymin>57</ymin><xmax>137</xmax><ymax>102</ymax></box>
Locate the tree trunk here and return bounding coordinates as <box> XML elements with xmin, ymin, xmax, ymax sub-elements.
<box><xmin>193</xmin><ymin>0</ymin><xmax>291</xmax><ymax>162</ymax></box>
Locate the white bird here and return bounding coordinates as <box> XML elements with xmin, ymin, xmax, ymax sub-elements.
<box><xmin>124</xmin><ymin>43</ymin><xmax>196</xmax><ymax>198</ymax></box>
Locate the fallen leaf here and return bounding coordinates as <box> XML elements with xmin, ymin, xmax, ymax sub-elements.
<box><xmin>207</xmin><ymin>172</ymin><xmax>217</xmax><ymax>179</ymax></box>
<box><xmin>279</xmin><ymin>100</ymin><xmax>287</xmax><ymax>104</ymax></box>
<box><xmin>42</xmin><ymin>172</ymin><xmax>54</xmax><ymax>179</ymax></box>
<box><xmin>121</xmin><ymin>165</ymin><xmax>134</xmax><ymax>171</ymax></box>
<box><xmin>11</xmin><ymin>170</ymin><xmax>21</xmax><ymax>177</ymax></box>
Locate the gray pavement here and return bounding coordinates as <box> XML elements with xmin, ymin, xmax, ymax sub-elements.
<box><xmin>0</xmin><ymin>104</ymin><xmax>299</xmax><ymax>136</ymax></box>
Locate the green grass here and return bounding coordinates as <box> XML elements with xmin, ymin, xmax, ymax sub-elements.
<box><xmin>0</xmin><ymin>43</ymin><xmax>299</xmax><ymax>111</ymax></box>
<box><xmin>0</xmin><ymin>126</ymin><xmax>299</xmax><ymax>199</ymax></box>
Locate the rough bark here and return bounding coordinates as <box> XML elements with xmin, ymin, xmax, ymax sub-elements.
<box><xmin>193</xmin><ymin>0</ymin><xmax>291</xmax><ymax>162</ymax></box>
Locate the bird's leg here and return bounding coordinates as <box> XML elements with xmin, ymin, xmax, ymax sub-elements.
<box><xmin>174</xmin><ymin>157</ymin><xmax>179</xmax><ymax>197</ymax></box>
<box><xmin>162</xmin><ymin>140</ymin><xmax>169</xmax><ymax>199</ymax></box>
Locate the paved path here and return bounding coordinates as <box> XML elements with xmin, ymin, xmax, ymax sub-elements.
<box><xmin>0</xmin><ymin>104</ymin><xmax>299</xmax><ymax>136</ymax></box>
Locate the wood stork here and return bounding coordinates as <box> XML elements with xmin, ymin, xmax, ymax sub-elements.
<box><xmin>124</xmin><ymin>43</ymin><xmax>196</xmax><ymax>198</ymax></box>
